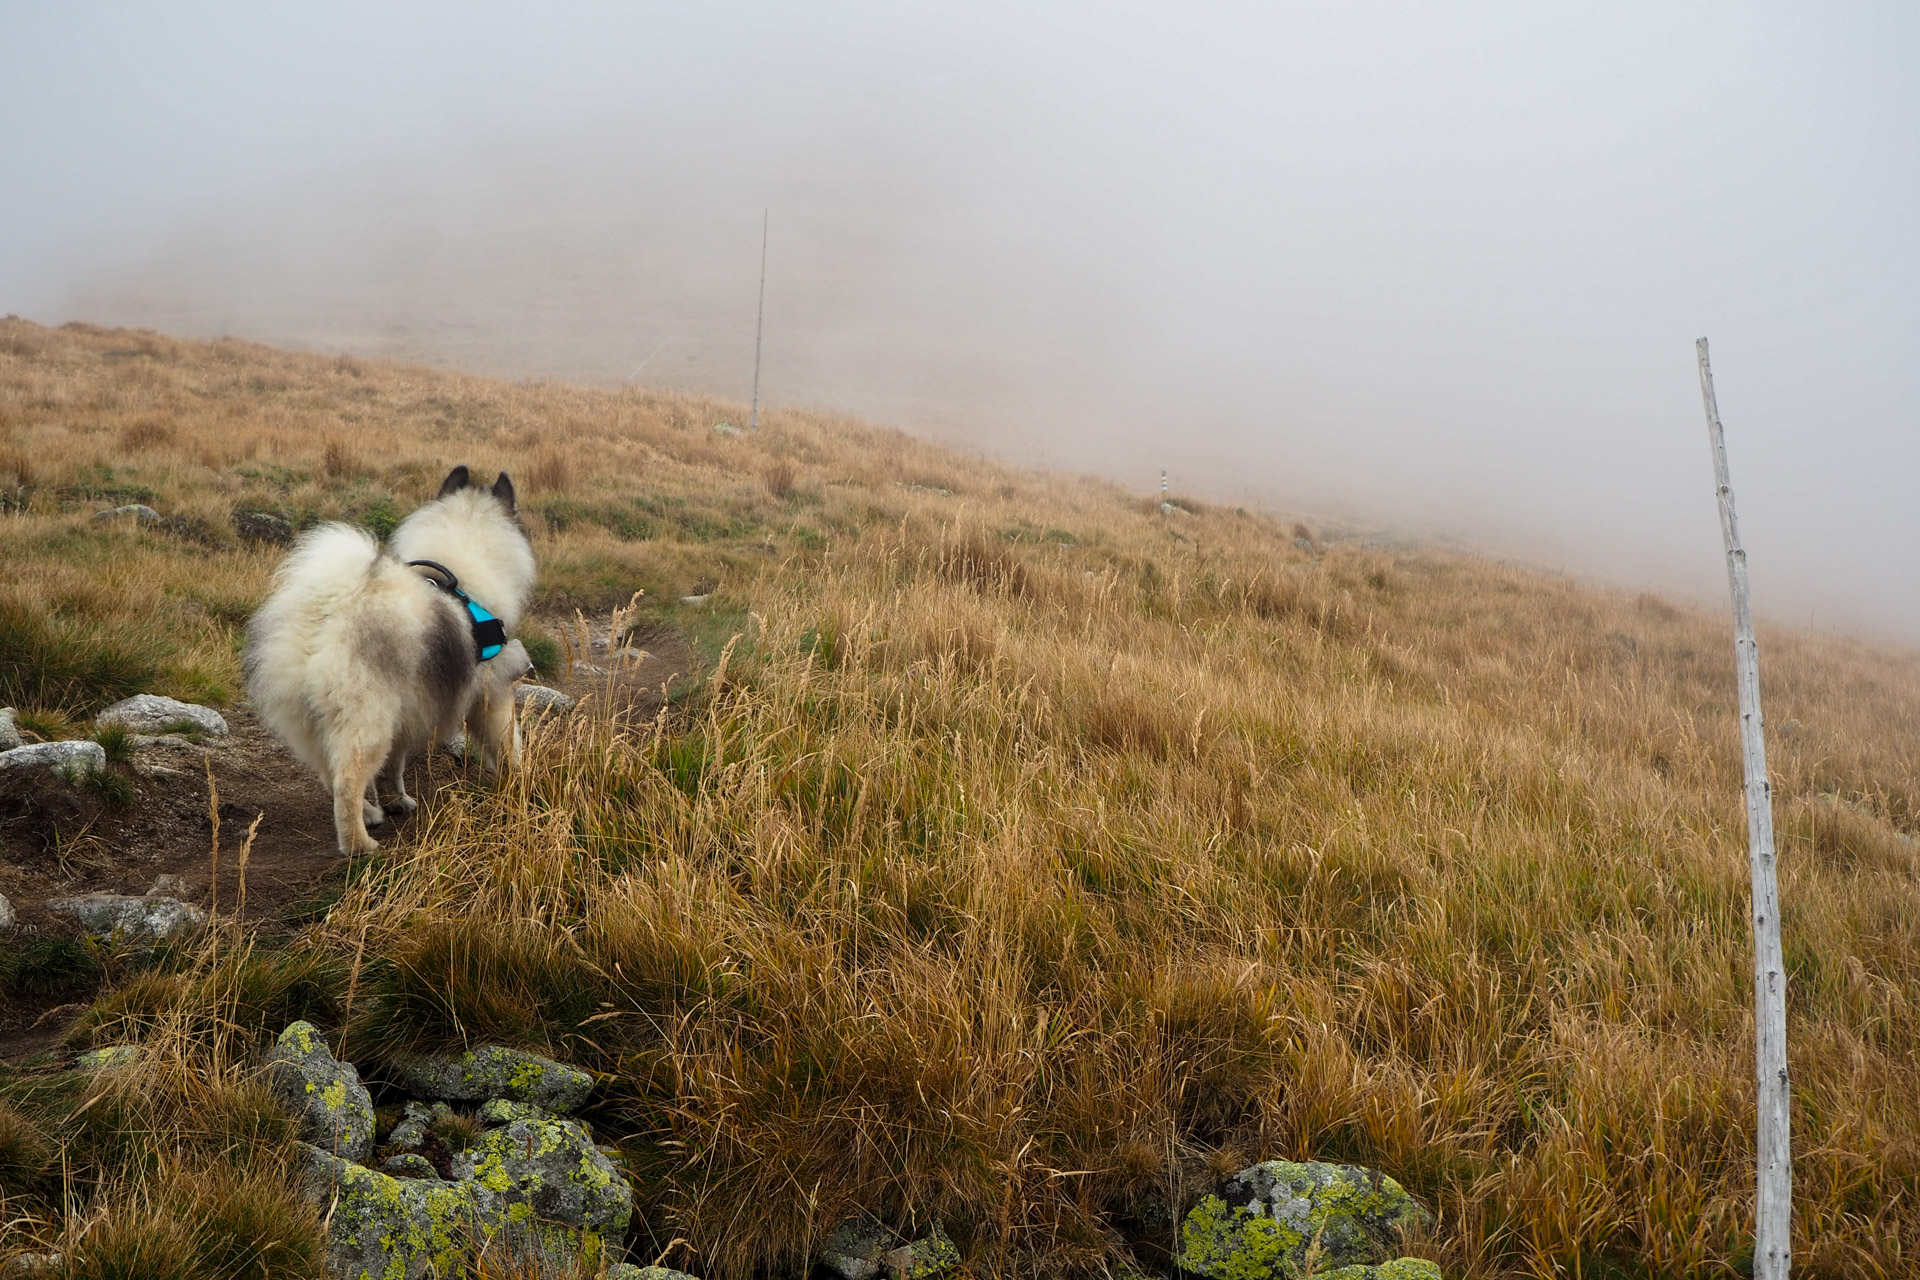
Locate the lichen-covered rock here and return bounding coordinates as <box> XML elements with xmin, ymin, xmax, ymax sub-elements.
<box><xmin>881</xmin><ymin>1223</ymin><xmax>961</xmax><ymax>1279</ymax></box>
<box><xmin>75</xmin><ymin>1045</ymin><xmax>140</xmax><ymax>1070</ymax></box>
<box><xmin>0</xmin><ymin>708</ymin><xmax>20</xmax><ymax>752</ymax></box>
<box><xmin>513</xmin><ymin>684</ymin><xmax>574</xmax><ymax>715</ymax></box>
<box><xmin>0</xmin><ymin>891</ymin><xmax>13</xmax><ymax>932</ymax></box>
<box><xmin>1317</xmin><ymin>1261</ymin><xmax>1443</xmax><ymax>1280</ymax></box>
<box><xmin>387</xmin><ymin>1100</ymin><xmax>448</xmax><ymax>1152</ymax></box>
<box><xmin>451</xmin><ymin>1110</ymin><xmax>633</xmax><ymax>1267</ymax></box>
<box><xmin>46</xmin><ymin>892</ymin><xmax>204</xmax><ymax>941</ymax></box>
<box><xmin>821</xmin><ymin>1218</ymin><xmax>893</xmax><ymax>1280</ymax></box>
<box><xmin>96</xmin><ymin>693</ymin><xmax>229</xmax><ymax>737</ymax></box>
<box><xmin>0</xmin><ymin>740</ymin><xmax>106</xmax><ymax>779</ymax></box>
<box><xmin>296</xmin><ymin>1142</ymin><xmax>478</xmax><ymax>1280</ymax></box>
<box><xmin>92</xmin><ymin>503</ymin><xmax>162</xmax><ymax>525</ymax></box>
<box><xmin>382</xmin><ymin>1153</ymin><xmax>438</xmax><ymax>1178</ymax></box>
<box><xmin>263</xmin><ymin>1021</ymin><xmax>375</xmax><ymax>1162</ymax></box>
<box><xmin>391</xmin><ymin>1044</ymin><xmax>594</xmax><ymax>1113</ymax></box>
<box><xmin>607</xmin><ymin>1268</ymin><xmax>699</xmax><ymax>1280</ymax></box>
<box><xmin>1177</xmin><ymin>1161</ymin><xmax>1432</xmax><ymax>1280</ymax></box>
<box><xmin>233</xmin><ymin>510</ymin><xmax>295</xmax><ymax>545</ymax></box>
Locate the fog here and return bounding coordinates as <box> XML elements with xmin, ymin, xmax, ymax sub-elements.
<box><xmin>4</xmin><ymin>4</ymin><xmax>1917</xmax><ymax>638</ymax></box>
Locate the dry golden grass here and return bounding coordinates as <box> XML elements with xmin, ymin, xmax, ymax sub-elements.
<box><xmin>2</xmin><ymin>318</ymin><xmax>1918</xmax><ymax>1278</ymax></box>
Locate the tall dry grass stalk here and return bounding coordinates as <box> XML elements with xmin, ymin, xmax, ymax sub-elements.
<box><xmin>3</xmin><ymin>318</ymin><xmax>1918</xmax><ymax>1278</ymax></box>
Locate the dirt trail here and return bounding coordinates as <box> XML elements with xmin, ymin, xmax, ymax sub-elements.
<box><xmin>0</xmin><ymin>619</ymin><xmax>694</xmax><ymax>1061</ymax></box>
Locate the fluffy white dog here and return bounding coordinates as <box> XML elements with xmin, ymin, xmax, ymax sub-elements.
<box><xmin>245</xmin><ymin>466</ymin><xmax>537</xmax><ymax>854</ymax></box>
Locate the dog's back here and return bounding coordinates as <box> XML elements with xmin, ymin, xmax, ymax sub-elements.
<box><xmin>244</xmin><ymin>524</ymin><xmax>475</xmax><ymax>812</ymax></box>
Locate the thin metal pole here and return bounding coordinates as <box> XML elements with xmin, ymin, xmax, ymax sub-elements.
<box><xmin>750</xmin><ymin>207</ymin><xmax>768</xmax><ymax>431</ymax></box>
<box><xmin>1697</xmin><ymin>336</ymin><xmax>1791</xmax><ymax>1280</ymax></box>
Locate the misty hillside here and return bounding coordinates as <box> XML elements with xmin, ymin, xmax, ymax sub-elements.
<box><xmin>1</xmin><ymin>319</ymin><xmax>1917</xmax><ymax>1279</ymax></box>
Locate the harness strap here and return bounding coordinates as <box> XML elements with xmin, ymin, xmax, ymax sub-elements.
<box><xmin>407</xmin><ymin>559</ymin><xmax>507</xmax><ymax>661</ymax></box>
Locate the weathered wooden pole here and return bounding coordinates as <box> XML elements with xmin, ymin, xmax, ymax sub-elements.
<box><xmin>750</xmin><ymin>206</ymin><xmax>768</xmax><ymax>431</ymax></box>
<box><xmin>1696</xmin><ymin>336</ymin><xmax>1791</xmax><ymax>1279</ymax></box>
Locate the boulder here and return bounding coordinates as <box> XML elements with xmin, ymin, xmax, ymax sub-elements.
<box><xmin>450</xmin><ymin>1108</ymin><xmax>633</xmax><ymax>1266</ymax></box>
<box><xmin>0</xmin><ymin>740</ymin><xmax>106</xmax><ymax>779</ymax></box>
<box><xmin>0</xmin><ymin>708</ymin><xmax>20</xmax><ymax>752</ymax></box>
<box><xmin>262</xmin><ymin>1022</ymin><xmax>376</xmax><ymax>1162</ymax></box>
<box><xmin>513</xmin><ymin>684</ymin><xmax>575</xmax><ymax>715</ymax></box>
<box><xmin>233</xmin><ymin>510</ymin><xmax>295</xmax><ymax>546</ymax></box>
<box><xmin>297</xmin><ymin>1142</ymin><xmax>477</xmax><ymax>1280</ymax></box>
<box><xmin>391</xmin><ymin>1044</ymin><xmax>594</xmax><ymax>1113</ymax></box>
<box><xmin>92</xmin><ymin>504</ymin><xmax>162</xmax><ymax>525</ymax></box>
<box><xmin>0</xmin><ymin>891</ymin><xmax>13</xmax><ymax>932</ymax></box>
<box><xmin>1177</xmin><ymin>1161</ymin><xmax>1432</xmax><ymax>1280</ymax></box>
<box><xmin>96</xmin><ymin>694</ymin><xmax>229</xmax><ymax>738</ymax></box>
<box><xmin>46</xmin><ymin>892</ymin><xmax>204</xmax><ymax>941</ymax></box>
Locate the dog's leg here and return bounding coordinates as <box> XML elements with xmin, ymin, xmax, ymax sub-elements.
<box><xmin>361</xmin><ymin>780</ymin><xmax>385</xmax><ymax>829</ymax></box>
<box><xmin>388</xmin><ymin>754</ymin><xmax>418</xmax><ymax>814</ymax></box>
<box><xmin>332</xmin><ymin>752</ymin><xmax>381</xmax><ymax>856</ymax></box>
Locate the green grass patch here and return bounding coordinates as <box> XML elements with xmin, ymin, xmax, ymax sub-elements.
<box><xmin>0</xmin><ymin>596</ymin><xmax>164</xmax><ymax>712</ymax></box>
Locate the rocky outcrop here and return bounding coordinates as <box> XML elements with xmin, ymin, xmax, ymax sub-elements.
<box><xmin>262</xmin><ymin>1022</ymin><xmax>376</xmax><ymax>1162</ymax></box>
<box><xmin>390</xmin><ymin>1044</ymin><xmax>594</xmax><ymax>1113</ymax></box>
<box><xmin>820</xmin><ymin>1218</ymin><xmax>961</xmax><ymax>1280</ymax></box>
<box><xmin>46</xmin><ymin>892</ymin><xmax>205</xmax><ymax>941</ymax></box>
<box><xmin>1177</xmin><ymin>1161</ymin><xmax>1435</xmax><ymax>1280</ymax></box>
<box><xmin>96</xmin><ymin>693</ymin><xmax>229</xmax><ymax>737</ymax></box>
<box><xmin>0</xmin><ymin>740</ymin><xmax>106</xmax><ymax>779</ymax></box>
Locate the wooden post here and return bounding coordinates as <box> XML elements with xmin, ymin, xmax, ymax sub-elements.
<box><xmin>750</xmin><ymin>207</ymin><xmax>768</xmax><ymax>431</ymax></box>
<box><xmin>1696</xmin><ymin>336</ymin><xmax>1791</xmax><ymax>1279</ymax></box>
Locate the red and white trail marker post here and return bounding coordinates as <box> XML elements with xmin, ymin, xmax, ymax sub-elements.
<box><xmin>1696</xmin><ymin>336</ymin><xmax>1792</xmax><ymax>1279</ymax></box>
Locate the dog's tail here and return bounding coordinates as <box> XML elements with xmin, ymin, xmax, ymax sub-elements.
<box><xmin>272</xmin><ymin>522</ymin><xmax>383</xmax><ymax>587</ymax></box>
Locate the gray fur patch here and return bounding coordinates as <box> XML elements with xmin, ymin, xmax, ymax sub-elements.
<box><xmin>421</xmin><ymin>600</ymin><xmax>475</xmax><ymax>722</ymax></box>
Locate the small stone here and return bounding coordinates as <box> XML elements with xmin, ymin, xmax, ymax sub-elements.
<box><xmin>75</xmin><ymin>1045</ymin><xmax>141</xmax><ymax>1070</ymax></box>
<box><xmin>1178</xmin><ymin>1161</ymin><xmax>1432</xmax><ymax>1280</ymax></box>
<box><xmin>382</xmin><ymin>1152</ymin><xmax>438</xmax><ymax>1178</ymax></box>
<box><xmin>678</xmin><ymin>594</ymin><xmax>710</xmax><ymax>606</ymax></box>
<box><xmin>147</xmin><ymin>874</ymin><xmax>190</xmax><ymax>898</ymax></box>
<box><xmin>712</xmin><ymin>423</ymin><xmax>743</xmax><ymax>437</ymax></box>
<box><xmin>513</xmin><ymin>684</ymin><xmax>575</xmax><ymax>716</ymax></box>
<box><xmin>262</xmin><ymin>1021</ymin><xmax>376</xmax><ymax>1162</ymax></box>
<box><xmin>0</xmin><ymin>708</ymin><xmax>20</xmax><ymax>751</ymax></box>
<box><xmin>96</xmin><ymin>694</ymin><xmax>229</xmax><ymax>737</ymax></box>
<box><xmin>46</xmin><ymin>892</ymin><xmax>205</xmax><ymax>941</ymax></box>
<box><xmin>880</xmin><ymin>1223</ymin><xmax>961</xmax><ymax>1280</ymax></box>
<box><xmin>232</xmin><ymin>510</ymin><xmax>294</xmax><ymax>545</ymax></box>
<box><xmin>387</xmin><ymin>1100</ymin><xmax>448</xmax><ymax>1151</ymax></box>
<box><xmin>1</xmin><ymin>1253</ymin><xmax>65</xmax><ymax>1278</ymax></box>
<box><xmin>92</xmin><ymin>503</ymin><xmax>161</xmax><ymax>525</ymax></box>
<box><xmin>821</xmin><ymin>1218</ymin><xmax>895</xmax><ymax>1280</ymax></box>
<box><xmin>0</xmin><ymin>892</ymin><xmax>13</xmax><ymax>932</ymax></box>
<box><xmin>608</xmin><ymin>1268</ymin><xmax>699</xmax><ymax>1280</ymax></box>
<box><xmin>0</xmin><ymin>740</ymin><xmax>107</xmax><ymax>779</ymax></box>
<box><xmin>1295</xmin><ymin>537</ymin><xmax>1317</xmax><ymax>552</ymax></box>
<box><xmin>391</xmin><ymin>1044</ymin><xmax>594</xmax><ymax>1113</ymax></box>
<box><xmin>1779</xmin><ymin>718</ymin><xmax>1804</xmax><ymax>739</ymax></box>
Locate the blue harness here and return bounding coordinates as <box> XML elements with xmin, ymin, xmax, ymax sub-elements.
<box><xmin>407</xmin><ymin>559</ymin><xmax>507</xmax><ymax>661</ymax></box>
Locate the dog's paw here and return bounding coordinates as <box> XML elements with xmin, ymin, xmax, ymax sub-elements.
<box><xmin>390</xmin><ymin>793</ymin><xmax>418</xmax><ymax>815</ymax></box>
<box><xmin>338</xmin><ymin>834</ymin><xmax>380</xmax><ymax>856</ymax></box>
<box><xmin>361</xmin><ymin>800</ymin><xmax>386</xmax><ymax>827</ymax></box>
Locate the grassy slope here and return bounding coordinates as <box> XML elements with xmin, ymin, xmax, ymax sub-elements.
<box><xmin>2</xmin><ymin>318</ymin><xmax>1918</xmax><ymax>1278</ymax></box>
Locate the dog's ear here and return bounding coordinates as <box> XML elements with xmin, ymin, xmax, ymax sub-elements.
<box><xmin>491</xmin><ymin>472</ymin><xmax>516</xmax><ymax>514</ymax></box>
<box><xmin>436</xmin><ymin>466</ymin><xmax>472</xmax><ymax>500</ymax></box>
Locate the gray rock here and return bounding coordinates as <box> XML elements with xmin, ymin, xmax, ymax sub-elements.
<box><xmin>0</xmin><ymin>740</ymin><xmax>106</xmax><ymax>779</ymax></box>
<box><xmin>382</xmin><ymin>1152</ymin><xmax>439</xmax><ymax>1178</ymax></box>
<box><xmin>1</xmin><ymin>1253</ymin><xmax>65</xmax><ymax>1278</ymax></box>
<box><xmin>147</xmin><ymin>874</ymin><xmax>190</xmax><ymax>898</ymax></box>
<box><xmin>439</xmin><ymin>732</ymin><xmax>469</xmax><ymax>760</ymax></box>
<box><xmin>513</xmin><ymin>684</ymin><xmax>575</xmax><ymax>716</ymax></box>
<box><xmin>880</xmin><ymin>1223</ymin><xmax>961</xmax><ymax>1279</ymax></box>
<box><xmin>387</xmin><ymin>1100</ymin><xmax>448</xmax><ymax>1151</ymax></box>
<box><xmin>262</xmin><ymin>1021</ymin><xmax>375</xmax><ymax>1162</ymax></box>
<box><xmin>232</xmin><ymin>510</ymin><xmax>294</xmax><ymax>545</ymax></box>
<box><xmin>96</xmin><ymin>694</ymin><xmax>229</xmax><ymax>737</ymax></box>
<box><xmin>297</xmin><ymin>1142</ymin><xmax>480</xmax><ymax>1280</ymax></box>
<box><xmin>75</xmin><ymin>1045</ymin><xmax>141</xmax><ymax>1070</ymax></box>
<box><xmin>391</xmin><ymin>1044</ymin><xmax>594</xmax><ymax>1113</ymax></box>
<box><xmin>607</xmin><ymin>1268</ymin><xmax>699</xmax><ymax>1280</ymax></box>
<box><xmin>450</xmin><ymin>1110</ymin><xmax>633</xmax><ymax>1263</ymax></box>
<box><xmin>821</xmin><ymin>1218</ymin><xmax>893</xmax><ymax>1280</ymax></box>
<box><xmin>0</xmin><ymin>707</ymin><xmax>20</xmax><ymax>752</ymax></box>
<box><xmin>92</xmin><ymin>503</ymin><xmax>162</xmax><ymax>525</ymax></box>
<box><xmin>0</xmin><ymin>891</ymin><xmax>13</xmax><ymax>932</ymax></box>
<box><xmin>1295</xmin><ymin>1261</ymin><xmax>1441</xmax><ymax>1280</ymax></box>
<box><xmin>46</xmin><ymin>892</ymin><xmax>204</xmax><ymax>941</ymax></box>
<box><xmin>476</xmin><ymin>1097</ymin><xmax>548</xmax><ymax>1127</ymax></box>
<box><xmin>1178</xmin><ymin>1161</ymin><xmax>1432</xmax><ymax>1280</ymax></box>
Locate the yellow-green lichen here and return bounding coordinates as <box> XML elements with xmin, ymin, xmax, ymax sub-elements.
<box><xmin>1180</xmin><ymin>1195</ymin><xmax>1302</xmax><ymax>1280</ymax></box>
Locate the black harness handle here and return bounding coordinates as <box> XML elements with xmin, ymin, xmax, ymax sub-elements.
<box><xmin>407</xmin><ymin>559</ymin><xmax>508</xmax><ymax>661</ymax></box>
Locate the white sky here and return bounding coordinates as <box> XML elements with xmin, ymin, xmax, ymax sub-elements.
<box><xmin>3</xmin><ymin>3</ymin><xmax>1916</xmax><ymax>638</ymax></box>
